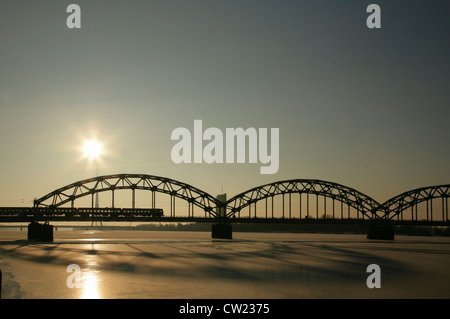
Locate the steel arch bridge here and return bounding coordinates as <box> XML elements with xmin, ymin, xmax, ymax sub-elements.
<box><xmin>2</xmin><ymin>173</ymin><xmax>450</xmax><ymax>241</ymax></box>
<box><xmin>25</xmin><ymin>174</ymin><xmax>450</xmax><ymax>223</ymax></box>
<box><xmin>225</xmin><ymin>179</ymin><xmax>382</xmax><ymax>219</ymax></box>
<box><xmin>377</xmin><ymin>184</ymin><xmax>450</xmax><ymax>221</ymax></box>
<box><xmin>33</xmin><ymin>173</ymin><xmax>221</xmax><ymax>217</ymax></box>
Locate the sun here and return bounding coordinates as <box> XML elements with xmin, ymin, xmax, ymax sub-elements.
<box><xmin>81</xmin><ymin>139</ymin><xmax>103</xmax><ymax>160</ymax></box>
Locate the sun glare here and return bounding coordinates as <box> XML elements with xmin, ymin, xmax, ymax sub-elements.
<box><xmin>82</xmin><ymin>139</ymin><xmax>103</xmax><ymax>160</ymax></box>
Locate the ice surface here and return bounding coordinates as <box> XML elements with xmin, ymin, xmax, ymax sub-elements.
<box><xmin>0</xmin><ymin>230</ymin><xmax>449</xmax><ymax>299</ymax></box>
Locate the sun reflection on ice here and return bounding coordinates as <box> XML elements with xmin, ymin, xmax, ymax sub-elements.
<box><xmin>81</xmin><ymin>252</ymin><xmax>102</xmax><ymax>299</ymax></box>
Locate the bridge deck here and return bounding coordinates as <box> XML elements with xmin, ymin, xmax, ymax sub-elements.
<box><xmin>0</xmin><ymin>215</ymin><xmax>449</xmax><ymax>226</ymax></box>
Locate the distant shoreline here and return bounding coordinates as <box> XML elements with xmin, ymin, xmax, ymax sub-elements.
<box><xmin>1</xmin><ymin>222</ymin><xmax>449</xmax><ymax>237</ymax></box>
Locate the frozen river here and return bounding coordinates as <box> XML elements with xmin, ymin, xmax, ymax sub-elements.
<box><xmin>0</xmin><ymin>230</ymin><xmax>449</xmax><ymax>299</ymax></box>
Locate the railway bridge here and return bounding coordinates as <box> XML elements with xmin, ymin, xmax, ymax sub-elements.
<box><xmin>0</xmin><ymin>174</ymin><xmax>448</xmax><ymax>241</ymax></box>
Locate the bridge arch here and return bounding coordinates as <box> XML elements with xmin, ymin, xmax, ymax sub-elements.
<box><xmin>378</xmin><ymin>184</ymin><xmax>450</xmax><ymax>221</ymax></box>
<box><xmin>34</xmin><ymin>173</ymin><xmax>221</xmax><ymax>217</ymax></box>
<box><xmin>225</xmin><ymin>179</ymin><xmax>382</xmax><ymax>219</ymax></box>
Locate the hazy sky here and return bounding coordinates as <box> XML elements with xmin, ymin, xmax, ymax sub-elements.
<box><xmin>0</xmin><ymin>0</ymin><xmax>449</xmax><ymax>207</ymax></box>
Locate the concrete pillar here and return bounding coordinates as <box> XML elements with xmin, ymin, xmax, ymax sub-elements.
<box><xmin>28</xmin><ymin>222</ymin><xmax>54</xmax><ymax>242</ymax></box>
<box><xmin>212</xmin><ymin>193</ymin><xmax>232</xmax><ymax>239</ymax></box>
<box><xmin>367</xmin><ymin>223</ymin><xmax>394</xmax><ymax>240</ymax></box>
<box><xmin>212</xmin><ymin>223</ymin><xmax>232</xmax><ymax>239</ymax></box>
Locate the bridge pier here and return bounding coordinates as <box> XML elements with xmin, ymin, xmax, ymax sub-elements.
<box><xmin>28</xmin><ymin>221</ymin><xmax>54</xmax><ymax>242</ymax></box>
<box><xmin>367</xmin><ymin>223</ymin><xmax>394</xmax><ymax>240</ymax></box>
<box><xmin>212</xmin><ymin>194</ymin><xmax>232</xmax><ymax>239</ymax></box>
<box><xmin>211</xmin><ymin>223</ymin><xmax>232</xmax><ymax>239</ymax></box>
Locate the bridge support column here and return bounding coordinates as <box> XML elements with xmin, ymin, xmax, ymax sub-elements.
<box><xmin>212</xmin><ymin>194</ymin><xmax>232</xmax><ymax>239</ymax></box>
<box><xmin>367</xmin><ymin>223</ymin><xmax>394</xmax><ymax>240</ymax></box>
<box><xmin>212</xmin><ymin>223</ymin><xmax>232</xmax><ymax>240</ymax></box>
<box><xmin>28</xmin><ymin>221</ymin><xmax>54</xmax><ymax>242</ymax></box>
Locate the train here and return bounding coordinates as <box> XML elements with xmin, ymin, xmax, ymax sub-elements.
<box><xmin>0</xmin><ymin>207</ymin><xmax>164</xmax><ymax>219</ymax></box>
